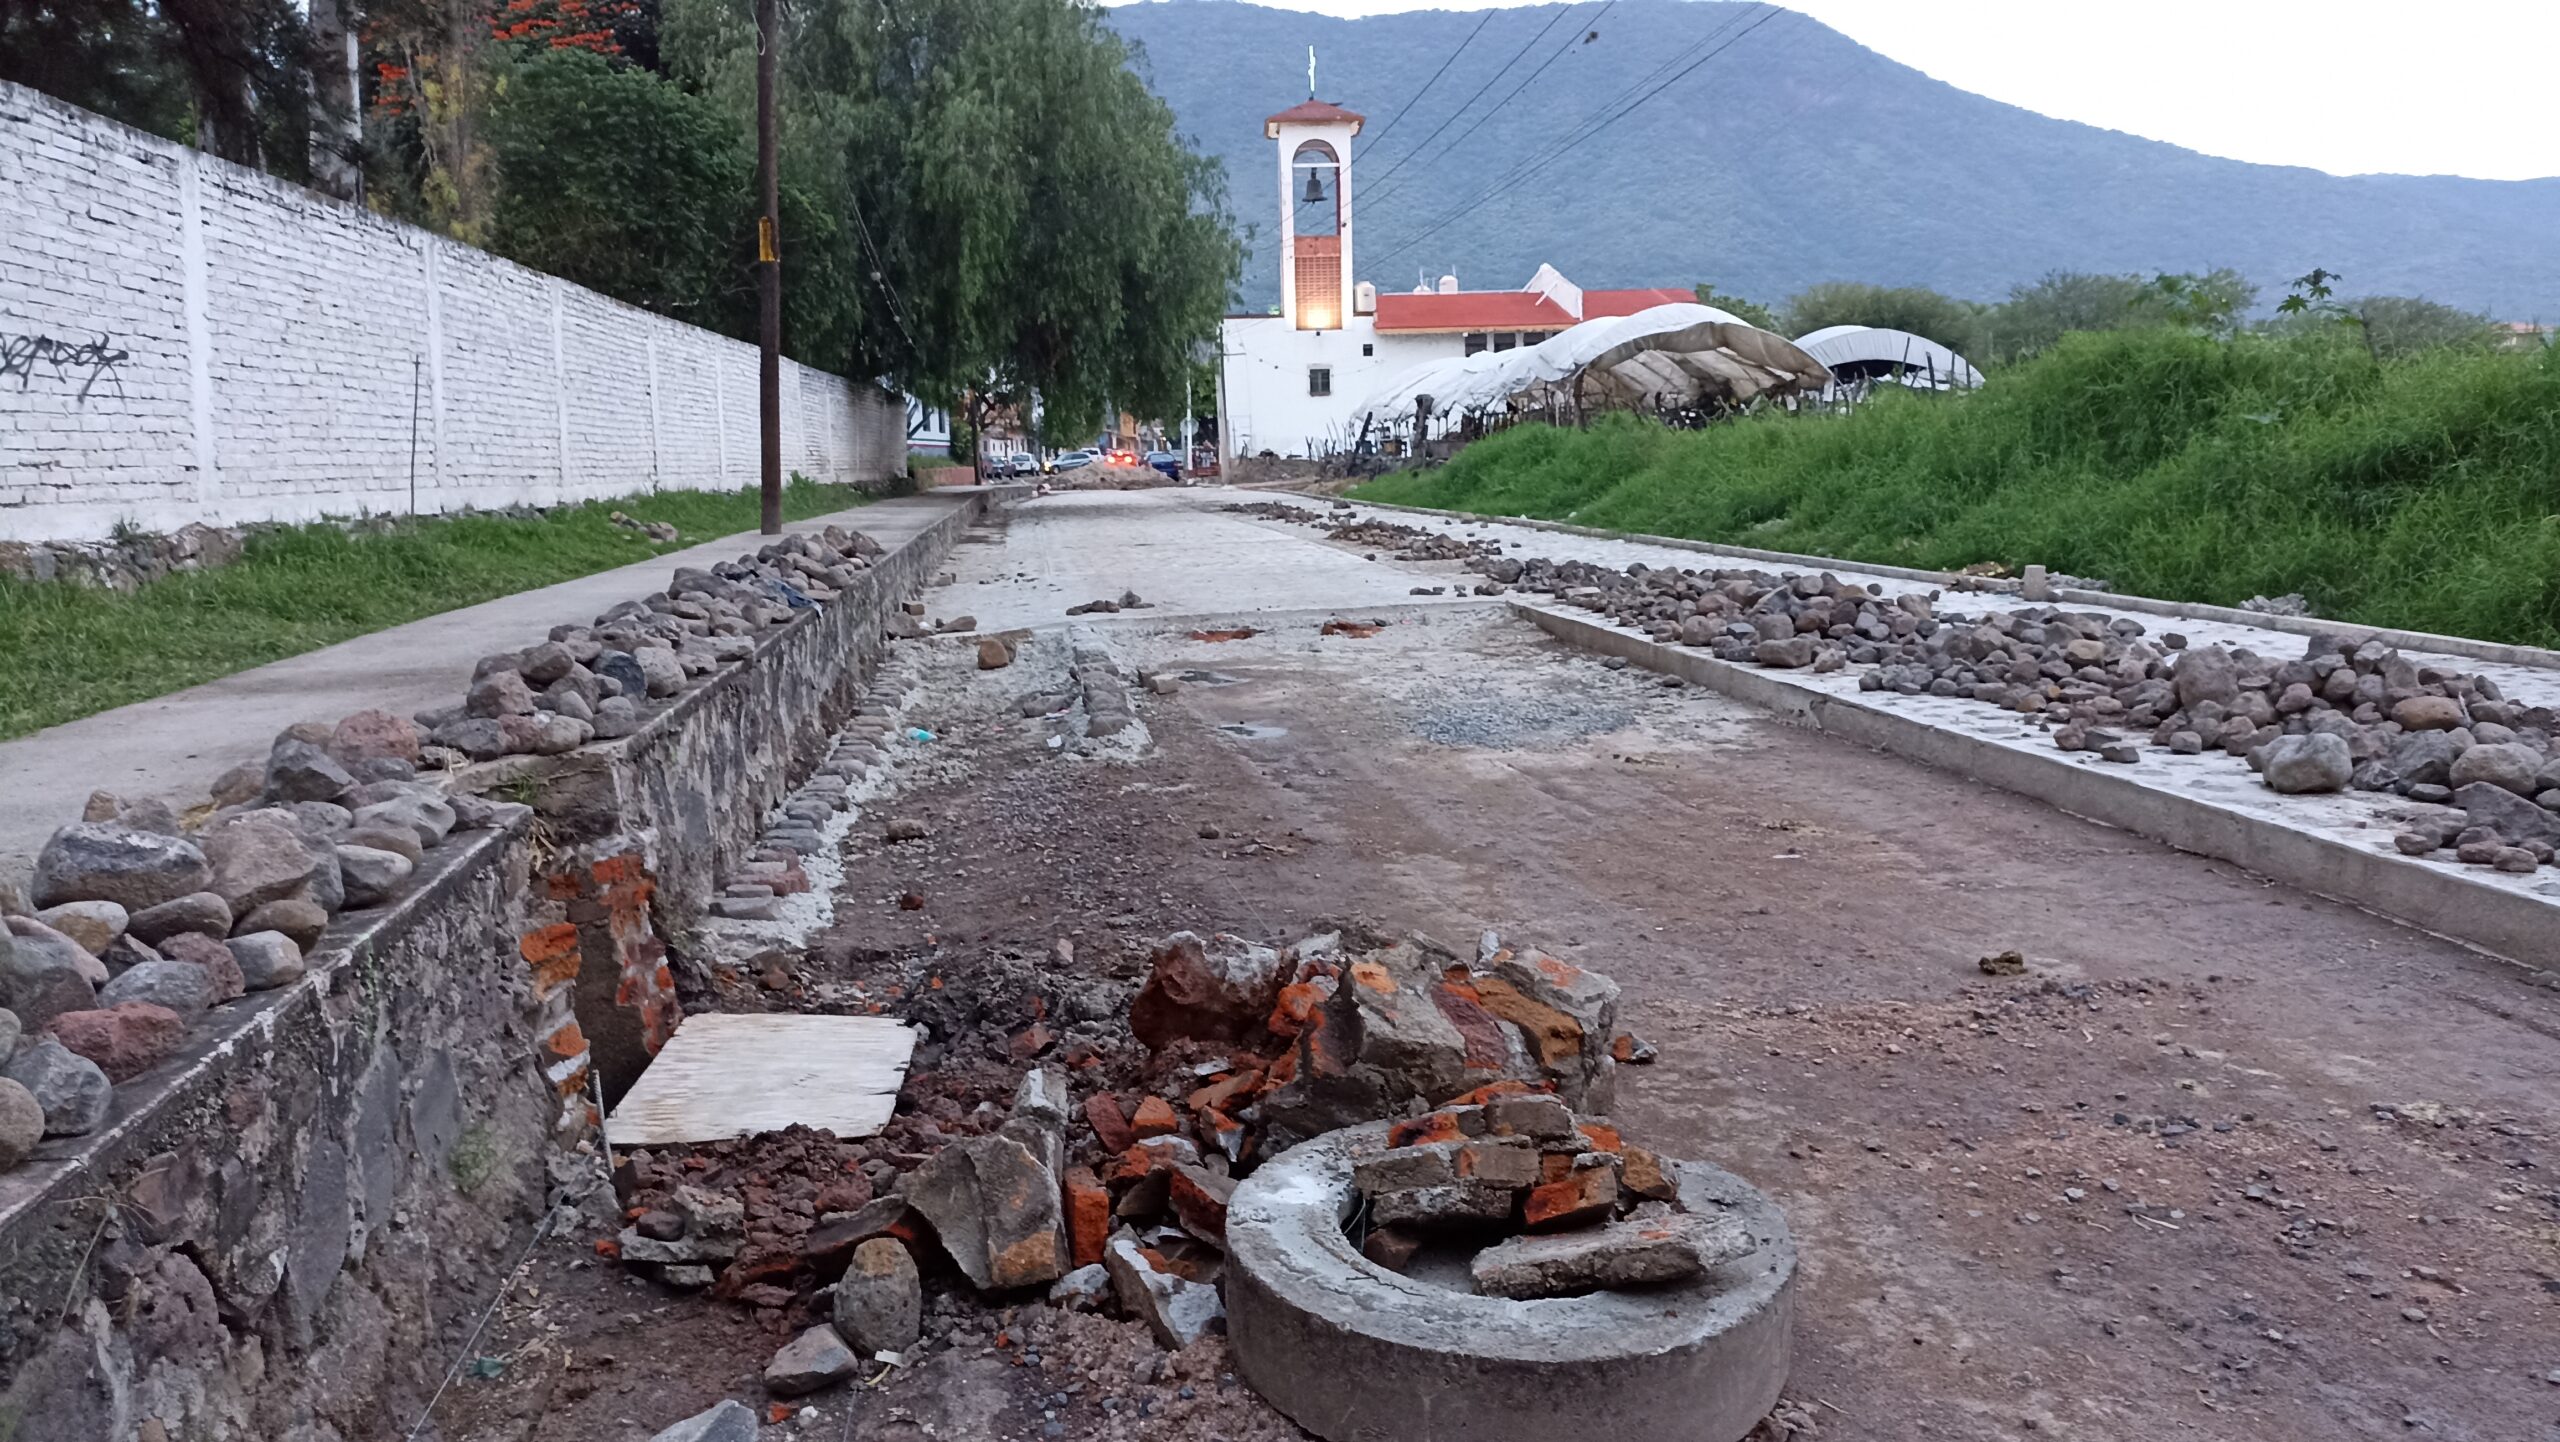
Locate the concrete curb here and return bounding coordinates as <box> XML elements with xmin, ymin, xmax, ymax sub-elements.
<box><xmin>1513</xmin><ymin>601</ymin><xmax>2560</xmax><ymax>976</ymax></box>
<box><xmin>1356</xmin><ymin>497</ymin><xmax>2560</xmax><ymax>675</ymax></box>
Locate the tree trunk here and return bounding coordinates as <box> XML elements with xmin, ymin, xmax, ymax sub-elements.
<box><xmin>307</xmin><ymin>0</ymin><xmax>363</xmax><ymax>201</ymax></box>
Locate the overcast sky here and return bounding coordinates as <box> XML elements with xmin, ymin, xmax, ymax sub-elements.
<box><xmin>1107</xmin><ymin>1</ymin><xmax>2560</xmax><ymax>182</ymax></box>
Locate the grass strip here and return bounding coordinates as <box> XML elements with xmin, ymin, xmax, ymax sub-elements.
<box><xmin>0</xmin><ymin>477</ymin><xmax>867</xmax><ymax>738</ymax></box>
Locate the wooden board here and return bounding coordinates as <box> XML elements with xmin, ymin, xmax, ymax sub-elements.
<box><xmin>605</xmin><ymin>1012</ymin><xmax>916</xmax><ymax>1147</ymax></box>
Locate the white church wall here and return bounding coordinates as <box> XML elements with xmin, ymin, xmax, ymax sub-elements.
<box><xmin>1219</xmin><ymin>317</ymin><xmax>1454</xmax><ymax>460</ymax></box>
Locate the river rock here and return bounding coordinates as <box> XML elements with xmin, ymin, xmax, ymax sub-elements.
<box><xmin>0</xmin><ymin>1007</ymin><xmax>17</xmax><ymax>1062</ymax></box>
<box><xmin>98</xmin><ymin>960</ymin><xmax>213</xmax><ymax>1022</ymax></box>
<box><xmin>266</xmin><ymin>736</ymin><xmax>355</xmax><ymax>803</ymax></box>
<box><xmin>517</xmin><ymin>640</ymin><xmax>576</xmax><ymax>684</ymax></box>
<box><xmin>156</xmin><ymin>931</ymin><xmax>248</xmax><ymax>1003</ymax></box>
<box><xmin>2393</xmin><ymin>695</ymin><xmax>2466</xmax><ymax>731</ymax></box>
<box><xmin>202</xmin><ymin>810</ymin><xmax>332</xmax><ymax>914</ymax></box>
<box><xmin>343</xmin><ymin>824</ymin><xmax>423</xmax><ymax>866</ymax></box>
<box><xmin>335</xmin><ymin>845</ymin><xmax>416</xmax><ymax>908</ymax></box>
<box><xmin>635</xmin><ymin>647</ymin><xmax>686</xmax><ymax>698</ymax></box>
<box><xmin>2172</xmin><ymin>645</ymin><xmax>2240</xmax><ymax>708</ymax></box>
<box><xmin>0</xmin><ymin>1077</ymin><xmax>41</xmax><ymax>1167</ymax></box>
<box><xmin>764</xmin><ymin>1324</ymin><xmax>859</xmax><ymax>1396</ymax></box>
<box><xmin>466</xmin><ymin>669</ymin><xmax>537</xmax><ymax>719</ymax></box>
<box><xmin>43</xmin><ymin>1002</ymin><xmax>186</xmax><ymax>1083</ymax></box>
<box><xmin>32</xmin><ymin>824</ymin><xmax>212</xmax><ymax>911</ymax></box>
<box><xmin>328</xmin><ymin>708</ymin><xmax>423</xmax><ymax>765</ymax></box>
<box><xmin>32</xmin><ymin>901</ymin><xmax>126</xmax><ymax>956</ymax></box>
<box><xmin>225</xmin><ymin>932</ymin><xmax>306</xmax><ymax>991</ymax></box>
<box><xmin>351</xmin><ymin>791</ymin><xmax>457</xmax><ymax>849</ymax></box>
<box><xmin>645</xmin><ymin>1401</ymin><xmax>758</xmax><ymax>1442</ymax></box>
<box><xmin>126</xmin><ymin>892</ymin><xmax>232</xmax><ymax>947</ymax></box>
<box><xmin>0</xmin><ymin>924</ymin><xmax>99</xmax><ymax>1031</ymax></box>
<box><xmin>2258</xmin><ymin>733</ymin><xmax>2353</xmax><ymax>794</ymax></box>
<box><xmin>236</xmin><ymin>899</ymin><xmax>328</xmax><ymax>951</ymax></box>
<box><xmin>9</xmin><ymin>916</ymin><xmax>108</xmax><ymax>986</ymax></box>
<box><xmin>2456</xmin><ymin>781</ymin><xmax>2560</xmax><ymax>846</ymax></box>
<box><xmin>2448</xmin><ymin>741</ymin><xmax>2544</xmax><ymax>797</ymax></box>
<box><xmin>831</xmin><ymin>1237</ymin><xmax>922</xmax><ymax>1353</ymax></box>
<box><xmin>3</xmin><ymin>1036</ymin><xmax>112</xmax><ymax>1137</ymax></box>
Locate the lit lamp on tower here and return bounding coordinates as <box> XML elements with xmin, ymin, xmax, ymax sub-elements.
<box><xmin>1266</xmin><ymin>75</ymin><xmax>1362</xmax><ymax>333</ymax></box>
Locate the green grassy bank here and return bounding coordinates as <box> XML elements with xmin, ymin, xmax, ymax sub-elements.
<box><xmin>0</xmin><ymin>477</ymin><xmax>866</xmax><ymax>739</ymax></box>
<box><xmin>1352</xmin><ymin>331</ymin><xmax>2560</xmax><ymax>649</ymax></box>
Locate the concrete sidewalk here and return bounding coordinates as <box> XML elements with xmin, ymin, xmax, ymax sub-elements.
<box><xmin>0</xmin><ymin>489</ymin><xmax>986</xmax><ymax>889</ymax></box>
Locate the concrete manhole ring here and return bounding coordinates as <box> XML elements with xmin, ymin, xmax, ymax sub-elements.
<box><xmin>1225</xmin><ymin>1120</ymin><xmax>1796</xmax><ymax>1442</ymax></box>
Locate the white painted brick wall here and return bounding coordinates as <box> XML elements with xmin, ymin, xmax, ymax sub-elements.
<box><xmin>0</xmin><ymin>81</ymin><xmax>907</xmax><ymax>542</ymax></box>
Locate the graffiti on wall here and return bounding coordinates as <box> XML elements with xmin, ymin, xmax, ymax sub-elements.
<box><xmin>1</xmin><ymin>332</ymin><xmax>130</xmax><ymax>402</ymax></box>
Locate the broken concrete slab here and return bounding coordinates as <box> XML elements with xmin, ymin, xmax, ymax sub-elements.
<box><xmin>1470</xmin><ymin>1213</ymin><xmax>1751</xmax><ymax>1300</ymax></box>
<box><xmin>905</xmin><ymin>1133</ymin><xmax>1067</xmax><ymax>1291</ymax></box>
<box><xmin>1105</xmin><ymin>1235</ymin><xmax>1225</xmax><ymax>1349</ymax></box>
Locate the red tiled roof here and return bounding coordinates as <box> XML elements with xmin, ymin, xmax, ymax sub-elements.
<box><xmin>1371</xmin><ymin>285</ymin><xmax>1695</xmax><ymax>333</ymax></box>
<box><xmin>1265</xmin><ymin>99</ymin><xmax>1366</xmax><ymax>136</ymax></box>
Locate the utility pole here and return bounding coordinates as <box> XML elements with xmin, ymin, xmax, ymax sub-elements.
<box><xmin>755</xmin><ymin>0</ymin><xmax>783</xmax><ymax>535</ymax></box>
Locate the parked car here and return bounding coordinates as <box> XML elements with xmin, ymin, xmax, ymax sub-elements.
<box><xmin>1144</xmin><ymin>450</ymin><xmax>1183</xmax><ymax>480</ymax></box>
<box><xmin>1000</xmin><ymin>453</ymin><xmax>1039</xmax><ymax>477</ymax></box>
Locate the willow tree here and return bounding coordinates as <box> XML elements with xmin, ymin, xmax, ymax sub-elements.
<box><xmin>667</xmin><ymin>0</ymin><xmax>1241</xmax><ymax>444</ymax></box>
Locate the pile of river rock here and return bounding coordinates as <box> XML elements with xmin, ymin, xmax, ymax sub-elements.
<box><xmin>412</xmin><ymin>523</ymin><xmax>884</xmax><ymax>763</ymax></box>
<box><xmin>1501</xmin><ymin>555</ymin><xmax>2560</xmax><ymax>870</ymax></box>
<box><xmin>0</xmin><ymin>721</ymin><xmax>497</xmax><ymax>1168</ymax></box>
<box><xmin>0</xmin><ymin>522</ymin><xmax>896</xmax><ymax>1172</ymax></box>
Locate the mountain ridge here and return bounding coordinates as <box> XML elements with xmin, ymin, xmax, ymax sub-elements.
<box><xmin>1105</xmin><ymin>0</ymin><xmax>2560</xmax><ymax>318</ymax></box>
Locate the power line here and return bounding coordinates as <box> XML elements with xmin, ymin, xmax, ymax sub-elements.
<box><xmin>1368</xmin><ymin>4</ymin><xmax>1785</xmax><ymax>272</ymax></box>
<box><xmin>1357</xmin><ymin>2</ymin><xmax>1585</xmax><ymax>202</ymax></box>
<box><xmin>1366</xmin><ymin>0</ymin><xmax>1616</xmax><ymax>213</ymax></box>
<box><xmin>1353</xmin><ymin>8</ymin><xmax>1494</xmax><ymax>162</ymax></box>
<box><xmin>1365</xmin><ymin>0</ymin><xmax>1760</xmax><ymax>246</ymax></box>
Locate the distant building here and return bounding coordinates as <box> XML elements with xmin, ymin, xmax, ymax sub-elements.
<box><xmin>1217</xmin><ymin>96</ymin><xmax>1688</xmax><ymax>463</ymax></box>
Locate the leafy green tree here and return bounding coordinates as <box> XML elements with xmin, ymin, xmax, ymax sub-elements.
<box><xmin>1981</xmin><ymin>270</ymin><xmax>2148</xmax><ymax>362</ymax></box>
<box><xmin>1692</xmin><ymin>282</ymin><xmax>1779</xmax><ymax>332</ymax></box>
<box><xmin>2350</xmin><ymin>296</ymin><xmax>2499</xmax><ymax>359</ymax></box>
<box><xmin>1783</xmin><ymin>281</ymin><xmax>1984</xmax><ymax>358</ymax></box>
<box><xmin>483</xmin><ymin>47</ymin><xmax>750</xmax><ymax>322</ymax></box>
<box><xmin>0</xmin><ymin>0</ymin><xmax>192</xmax><ymax>143</ymax></box>
<box><xmin>2133</xmin><ymin>268</ymin><xmax>2256</xmax><ymax>338</ymax></box>
<box><xmin>667</xmin><ymin>0</ymin><xmax>1239</xmax><ymax>446</ymax></box>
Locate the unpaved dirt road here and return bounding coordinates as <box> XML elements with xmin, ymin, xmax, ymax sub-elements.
<box><xmin>434</xmin><ymin>491</ymin><xmax>2560</xmax><ymax>1442</ymax></box>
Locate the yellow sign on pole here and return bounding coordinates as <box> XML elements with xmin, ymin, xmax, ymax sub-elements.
<box><xmin>758</xmin><ymin>216</ymin><xmax>778</xmax><ymax>264</ymax></box>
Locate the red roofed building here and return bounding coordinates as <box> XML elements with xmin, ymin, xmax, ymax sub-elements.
<box><xmin>1219</xmin><ymin>93</ymin><xmax>1695</xmax><ymax>462</ymax></box>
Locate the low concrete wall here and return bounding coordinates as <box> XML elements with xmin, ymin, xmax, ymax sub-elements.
<box><xmin>1517</xmin><ymin>602</ymin><xmax>2560</xmax><ymax>977</ymax></box>
<box><xmin>472</xmin><ymin>486</ymin><xmax>1022</xmax><ymax>1103</ymax></box>
<box><xmin>0</xmin><ymin>487</ymin><xmax>1022</xmax><ymax>1439</ymax></box>
<box><xmin>0</xmin><ymin>816</ymin><xmax>556</xmax><ymax>1442</ymax></box>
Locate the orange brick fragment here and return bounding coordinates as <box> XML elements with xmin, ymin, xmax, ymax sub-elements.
<box><xmin>1524</xmin><ymin>1163</ymin><xmax>1619</xmax><ymax>1231</ymax></box>
<box><xmin>1576</xmin><ymin>1123</ymin><xmax>1623</xmax><ymax>1155</ymax></box>
<box><xmin>1387</xmin><ymin>1111</ymin><xmax>1467</xmax><ymax>1148</ymax></box>
<box><xmin>1131</xmin><ymin>1096</ymin><xmax>1179</xmax><ymax>1139</ymax></box>
<box><xmin>1445</xmin><ymin>1079</ymin><xmax>1539</xmax><ymax>1107</ymax></box>
<box><xmin>1062</xmin><ymin>1166</ymin><xmax>1111</xmax><ymax>1268</ymax></box>
<box><xmin>1268</xmin><ymin>980</ymin><xmax>1329</xmax><ymax>1038</ymax></box>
